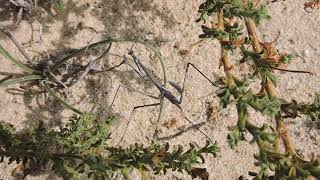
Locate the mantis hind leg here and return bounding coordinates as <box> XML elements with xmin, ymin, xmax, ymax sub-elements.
<box><xmin>116</xmin><ymin>102</ymin><xmax>161</xmax><ymax>147</ymax></box>
<box><xmin>106</xmin><ymin>84</ymin><xmax>161</xmax><ymax>146</ymax></box>
<box><xmin>172</xmin><ymin>62</ymin><xmax>221</xmax><ymax>104</ymax></box>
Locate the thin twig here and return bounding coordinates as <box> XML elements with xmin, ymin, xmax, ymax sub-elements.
<box><xmin>0</xmin><ymin>27</ymin><xmax>34</xmax><ymax>65</ymax></box>
<box><xmin>295</xmin><ymin>53</ymin><xmax>307</xmax><ymax>63</ymax></box>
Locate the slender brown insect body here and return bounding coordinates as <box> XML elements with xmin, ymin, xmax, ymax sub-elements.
<box><xmin>113</xmin><ymin>48</ymin><xmax>222</xmax><ymax>146</ymax></box>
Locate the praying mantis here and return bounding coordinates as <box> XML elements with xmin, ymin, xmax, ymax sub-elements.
<box><xmin>108</xmin><ymin>46</ymin><xmax>223</xmax><ymax>146</ymax></box>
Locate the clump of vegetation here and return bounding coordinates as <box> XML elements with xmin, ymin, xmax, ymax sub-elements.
<box><xmin>0</xmin><ymin>26</ymin><xmax>167</xmax><ymax>114</ymax></box>
<box><xmin>0</xmin><ymin>114</ymin><xmax>218</xmax><ymax>179</ymax></box>
<box><xmin>0</xmin><ymin>26</ymin><xmax>218</xmax><ymax>179</ymax></box>
<box><xmin>197</xmin><ymin>0</ymin><xmax>320</xmax><ymax>179</ymax></box>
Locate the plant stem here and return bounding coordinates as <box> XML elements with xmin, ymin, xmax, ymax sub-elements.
<box><xmin>217</xmin><ymin>10</ymin><xmax>234</xmax><ymax>86</ymax></box>
<box><xmin>244</xmin><ymin>17</ymin><xmax>296</xmax><ymax>155</ymax></box>
<box><xmin>275</xmin><ymin>114</ymin><xmax>295</xmax><ymax>155</ymax></box>
<box><xmin>244</xmin><ymin>18</ymin><xmax>262</xmax><ymax>52</ymax></box>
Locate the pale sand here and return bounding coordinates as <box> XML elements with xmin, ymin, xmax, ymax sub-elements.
<box><xmin>0</xmin><ymin>0</ymin><xmax>319</xmax><ymax>179</ymax></box>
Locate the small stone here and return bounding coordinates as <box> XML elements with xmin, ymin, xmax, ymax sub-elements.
<box><xmin>50</xmin><ymin>4</ymin><xmax>58</xmax><ymax>16</ymax></box>
<box><xmin>302</xmin><ymin>49</ymin><xmax>311</xmax><ymax>58</ymax></box>
<box><xmin>288</xmin><ymin>39</ymin><xmax>295</xmax><ymax>44</ymax></box>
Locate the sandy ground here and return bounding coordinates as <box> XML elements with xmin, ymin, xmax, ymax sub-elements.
<box><xmin>0</xmin><ymin>0</ymin><xmax>319</xmax><ymax>179</ymax></box>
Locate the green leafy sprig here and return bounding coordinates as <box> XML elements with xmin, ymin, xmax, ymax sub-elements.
<box><xmin>197</xmin><ymin>1</ymin><xmax>319</xmax><ymax>179</ymax></box>
<box><xmin>197</xmin><ymin>0</ymin><xmax>270</xmax><ymax>24</ymax></box>
<box><xmin>281</xmin><ymin>94</ymin><xmax>320</xmax><ymax>121</ymax></box>
<box><xmin>0</xmin><ymin>114</ymin><xmax>219</xmax><ymax>179</ymax></box>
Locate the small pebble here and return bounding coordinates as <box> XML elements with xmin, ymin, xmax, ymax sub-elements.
<box><xmin>302</xmin><ymin>49</ymin><xmax>311</xmax><ymax>58</ymax></box>
<box><xmin>50</xmin><ymin>4</ymin><xmax>58</xmax><ymax>16</ymax></box>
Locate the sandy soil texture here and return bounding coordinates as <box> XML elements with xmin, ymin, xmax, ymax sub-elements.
<box><xmin>0</xmin><ymin>0</ymin><xmax>319</xmax><ymax>179</ymax></box>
